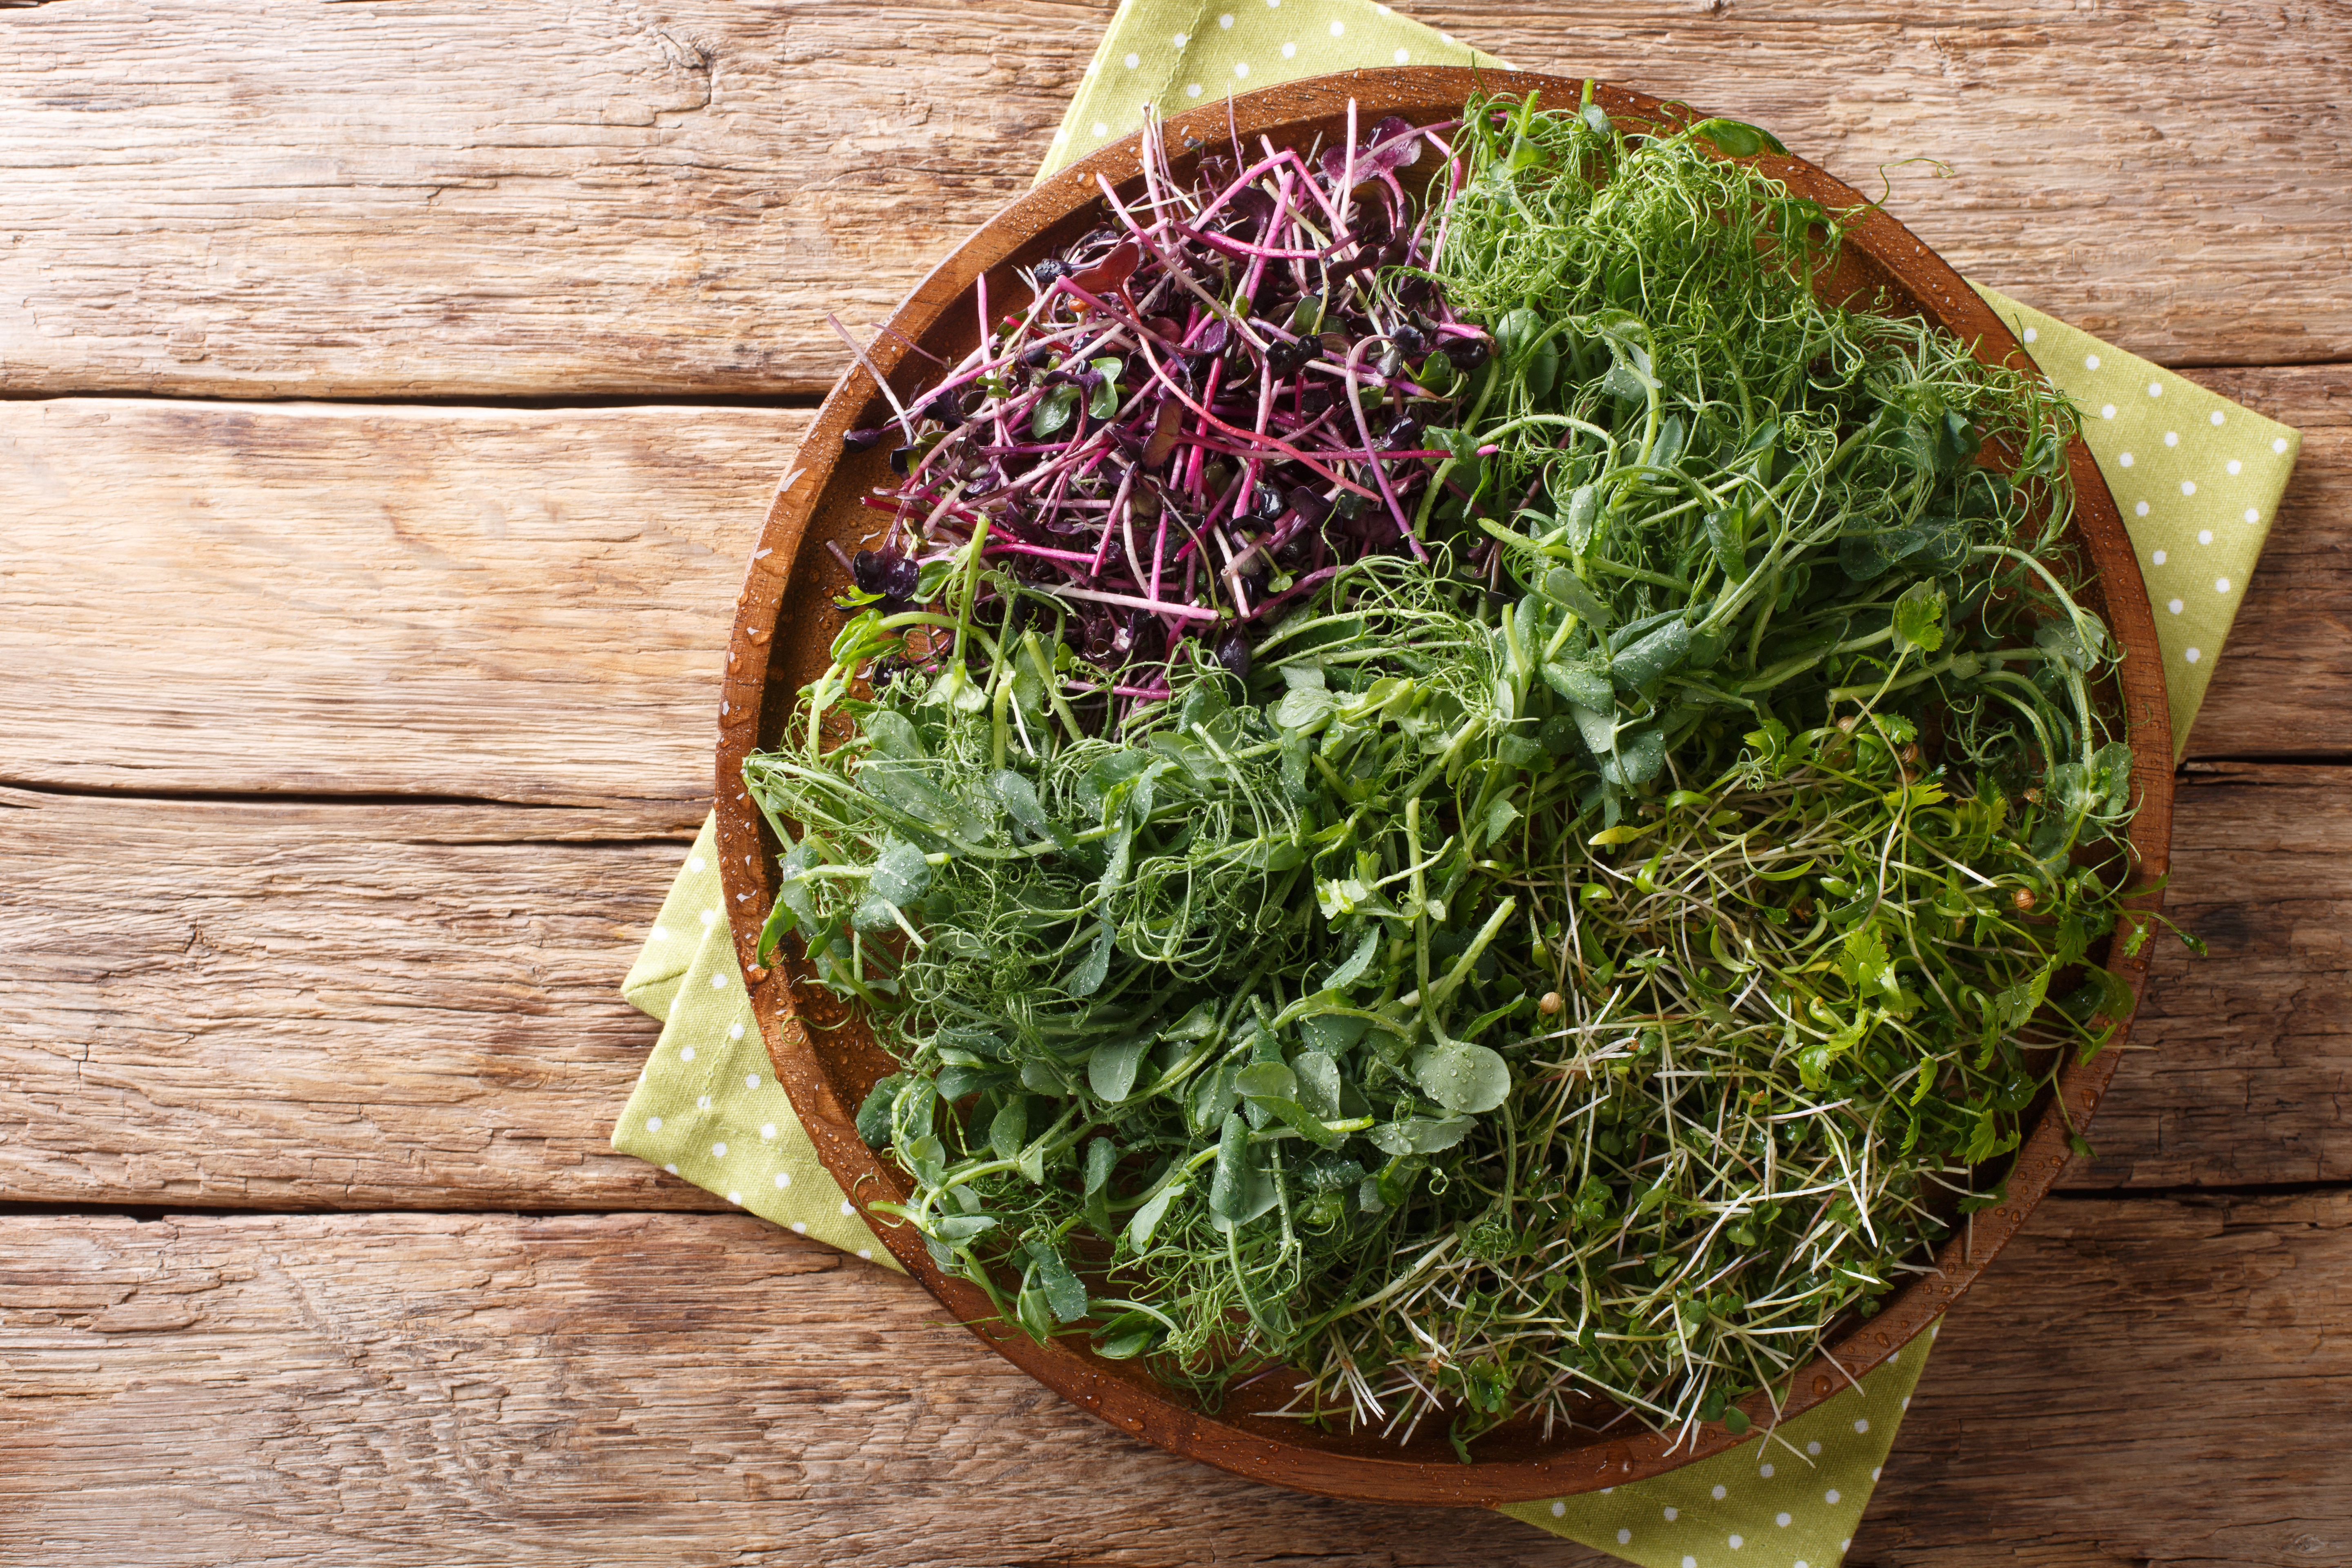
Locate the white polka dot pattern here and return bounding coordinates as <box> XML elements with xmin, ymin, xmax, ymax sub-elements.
<box><xmin>1976</xmin><ymin>285</ymin><xmax>2301</xmax><ymax>758</ymax></box>
<box><xmin>1037</xmin><ymin>0</ymin><xmax>1513</xmax><ymax>178</ymax></box>
<box><xmin>614</xmin><ymin>816</ymin><xmax>900</xmax><ymax>1271</ymax></box>
<box><xmin>1504</xmin><ymin>1316</ymin><xmax>1940</xmax><ymax>1564</ymax></box>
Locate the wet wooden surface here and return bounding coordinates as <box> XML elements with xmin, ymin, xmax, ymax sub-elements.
<box><xmin>4</xmin><ymin>2</ymin><xmax>2348</xmax><ymax>1564</ymax></box>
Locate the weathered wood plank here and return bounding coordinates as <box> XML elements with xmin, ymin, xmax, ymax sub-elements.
<box><xmin>1</xmin><ymin>1198</ymin><xmax>2342</xmax><ymax>1565</ymax></box>
<box><xmin>2067</xmin><ymin>762</ymin><xmax>2352</xmax><ymax>1189</ymax></box>
<box><xmin>1865</xmin><ymin>1189</ymin><xmax>2352</xmax><ymax>1566</ymax></box>
<box><xmin>0</xmin><ymin>0</ymin><xmax>2347</xmax><ymax>399</ymax></box>
<box><xmin>5</xmin><ymin>369</ymin><xmax>2344</xmax><ymax>815</ymax></box>
<box><xmin>0</xmin><ymin>788</ymin><xmax>717</xmax><ymax>1212</ymax></box>
<box><xmin>0</xmin><ymin>1210</ymin><xmax>1605</xmax><ymax>1568</ymax></box>
<box><xmin>0</xmin><ymin>766</ymin><xmax>2344</xmax><ymax>1210</ymax></box>
<box><xmin>0</xmin><ymin>0</ymin><xmax>1094</xmax><ymax>398</ymax></box>
<box><xmin>0</xmin><ymin>399</ymin><xmax>798</xmax><ymax>806</ymax></box>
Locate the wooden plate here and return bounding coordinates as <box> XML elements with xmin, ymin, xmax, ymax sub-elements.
<box><xmin>714</xmin><ymin>68</ymin><xmax>2174</xmax><ymax>1506</ymax></box>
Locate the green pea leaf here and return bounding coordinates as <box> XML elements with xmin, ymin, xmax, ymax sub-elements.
<box><xmin>855</xmin><ymin>1074</ymin><xmax>907</xmax><ymax>1149</ymax></box>
<box><xmin>1292</xmin><ymin>1050</ymin><xmax>1342</xmax><ymax>1119</ymax></box>
<box><xmin>1555</xmin><ymin>482</ymin><xmax>1601</xmax><ymax>552</ymax></box>
<box><xmin>1495</xmin><ymin>306</ymin><xmax>1542</xmax><ymax>359</ymax></box>
<box><xmin>1236</xmin><ymin>1061</ymin><xmax>1299</xmax><ymax>1103</ymax></box>
<box><xmin>1088</xmin><ymin>1033</ymin><xmax>1152</xmax><ymax>1104</ymax></box>
<box><xmin>1208</xmin><ymin>1112</ymin><xmax>1251</xmax><ymax>1221</ymax></box>
<box><xmin>1689</xmin><ymin>117</ymin><xmax>1788</xmax><ymax>158</ymax></box>
<box><xmin>1322</xmin><ymin>927</ymin><xmax>1381</xmax><ymax>992</ymax></box>
<box><xmin>1603</xmin><ymin>724</ymin><xmax>1666</xmax><ymax>787</ymax></box>
<box><xmin>1274</xmin><ymin>685</ymin><xmax>1339</xmax><ymax>732</ymax></box>
<box><xmin>1525</xmin><ymin>327</ymin><xmax>1561</xmax><ymax>392</ymax></box>
<box><xmin>1411</xmin><ymin>1042</ymin><xmax>1512</xmax><ymax>1114</ymax></box>
<box><xmin>1610</xmin><ymin>619</ymin><xmax>1693</xmax><ymax>692</ymax></box>
<box><xmin>1705</xmin><ymin>505</ymin><xmax>1749</xmax><ymax>577</ymax></box>
<box><xmin>1127</xmin><ymin>1181</ymin><xmax>1185</xmax><ymax>1250</ymax></box>
<box><xmin>1026</xmin><ymin>1236</ymin><xmax>1089</xmax><ymax>1323</ymax></box>
<box><xmin>1065</xmin><ymin>919</ymin><xmax>1113</xmax><ymax>997</ymax></box>
<box><xmin>755</xmin><ymin>892</ymin><xmax>797</xmax><ymax>964</ymax></box>
<box><xmin>1366</xmin><ymin>1114</ymin><xmax>1475</xmax><ymax>1156</ymax></box>
<box><xmin>1571</xmin><ymin>703</ymin><xmax>1619</xmax><ymax>756</ymax></box>
<box><xmin>1537</xmin><ymin>566</ymin><xmax>1614</xmax><ymax>630</ymax></box>
<box><xmin>1083</xmin><ymin>1135</ymin><xmax>1119</xmax><ymax>1196</ymax></box>
<box><xmin>1542</xmin><ymin>657</ymin><xmax>1615</xmax><ymax>711</ymax></box>
<box><xmin>869</xmin><ymin>836</ymin><xmax>933</xmax><ymax>905</ymax></box>
<box><xmin>989</xmin><ymin>1096</ymin><xmax>1028</xmax><ymax>1163</ymax></box>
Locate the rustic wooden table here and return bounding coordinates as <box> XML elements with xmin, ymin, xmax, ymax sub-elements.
<box><xmin>4</xmin><ymin>3</ymin><xmax>2347</xmax><ymax>1563</ymax></box>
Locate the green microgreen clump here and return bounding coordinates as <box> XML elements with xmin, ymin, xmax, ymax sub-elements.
<box><xmin>746</xmin><ymin>89</ymin><xmax>2158</xmax><ymax>1457</ymax></box>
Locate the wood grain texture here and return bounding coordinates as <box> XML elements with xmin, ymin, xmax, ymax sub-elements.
<box><xmin>0</xmin><ymin>1210</ymin><xmax>1605</xmax><ymax>1568</ymax></box>
<box><xmin>2075</xmin><ymin>762</ymin><xmax>2352</xmax><ymax>1188</ymax></box>
<box><xmin>6</xmin><ymin>368</ymin><xmax>2344</xmax><ymax>818</ymax></box>
<box><xmin>0</xmin><ymin>767</ymin><xmax>2342</xmax><ymax>1211</ymax></box>
<box><xmin>0</xmin><ymin>0</ymin><xmax>2348</xmax><ymax>399</ymax></box>
<box><xmin>0</xmin><ymin>786</ymin><xmax>717</xmax><ymax>1211</ymax></box>
<box><xmin>1864</xmin><ymin>1189</ymin><xmax>2352</xmax><ymax>1567</ymax></box>
<box><xmin>0</xmin><ymin>0</ymin><xmax>1096</xmax><ymax>398</ymax></box>
<box><xmin>0</xmin><ymin>399</ymin><xmax>798</xmax><ymax>806</ymax></box>
<box><xmin>1</xmin><ymin>1198</ymin><xmax>2342</xmax><ymax>1566</ymax></box>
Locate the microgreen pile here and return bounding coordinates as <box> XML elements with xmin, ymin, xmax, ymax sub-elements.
<box><xmin>833</xmin><ymin>107</ymin><xmax>1482</xmax><ymax>692</ymax></box>
<box><xmin>747</xmin><ymin>91</ymin><xmax>2166</xmax><ymax>1457</ymax></box>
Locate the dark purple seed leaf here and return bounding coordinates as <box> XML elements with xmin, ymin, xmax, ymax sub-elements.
<box><xmin>889</xmin><ymin>445</ymin><xmax>918</xmax><ymax>476</ymax></box>
<box><xmin>1288</xmin><ymin>486</ymin><xmax>1334</xmax><ymax>525</ymax></box>
<box><xmin>1216</xmin><ymin>630</ymin><xmax>1252</xmax><ymax>679</ymax></box>
<box><xmin>843</xmin><ymin>427</ymin><xmax>885</xmax><ymax>452</ymax></box>
<box><xmin>1071</xmin><ymin>238</ymin><xmax>1140</xmax><ymax>294</ymax></box>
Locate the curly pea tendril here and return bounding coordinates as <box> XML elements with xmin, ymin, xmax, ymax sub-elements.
<box><xmin>746</xmin><ymin>89</ymin><xmax>2184</xmax><ymax>1459</ymax></box>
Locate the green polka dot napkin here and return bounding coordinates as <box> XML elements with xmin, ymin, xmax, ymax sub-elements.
<box><xmin>616</xmin><ymin>815</ymin><xmax>900</xmax><ymax>1268</ymax></box>
<box><xmin>1498</xmin><ymin>1323</ymin><xmax>1936</xmax><ymax>1568</ymax></box>
<box><xmin>611</xmin><ymin>2</ymin><xmax>2302</xmax><ymax>1558</ymax></box>
<box><xmin>1037</xmin><ymin>0</ymin><xmax>1512</xmax><ymax>180</ymax></box>
<box><xmin>1969</xmin><ymin>287</ymin><xmax>2299</xmax><ymax>755</ymax></box>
